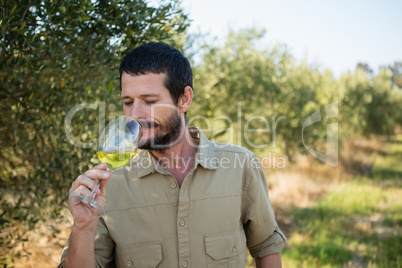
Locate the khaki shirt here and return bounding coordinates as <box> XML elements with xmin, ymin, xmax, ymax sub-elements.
<box><xmin>59</xmin><ymin>128</ymin><xmax>286</xmax><ymax>267</ymax></box>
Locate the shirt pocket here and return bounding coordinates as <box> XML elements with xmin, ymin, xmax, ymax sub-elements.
<box><xmin>204</xmin><ymin>228</ymin><xmax>247</xmax><ymax>268</ymax></box>
<box><xmin>115</xmin><ymin>241</ymin><xmax>162</xmax><ymax>268</ymax></box>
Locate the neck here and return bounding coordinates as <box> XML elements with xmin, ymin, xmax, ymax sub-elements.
<box><xmin>151</xmin><ymin>127</ymin><xmax>198</xmax><ymax>170</ymax></box>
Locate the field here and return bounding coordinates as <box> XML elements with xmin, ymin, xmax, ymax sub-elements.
<box><xmin>248</xmin><ymin>136</ymin><xmax>402</xmax><ymax>268</ymax></box>
<box><xmin>3</xmin><ymin>137</ymin><xmax>402</xmax><ymax>268</ymax></box>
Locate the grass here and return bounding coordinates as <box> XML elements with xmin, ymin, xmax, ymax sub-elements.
<box><xmin>373</xmin><ymin>135</ymin><xmax>402</xmax><ymax>181</ymax></box>
<box><xmin>278</xmin><ymin>136</ymin><xmax>402</xmax><ymax>268</ymax></box>
<box><xmin>281</xmin><ymin>178</ymin><xmax>402</xmax><ymax>267</ymax></box>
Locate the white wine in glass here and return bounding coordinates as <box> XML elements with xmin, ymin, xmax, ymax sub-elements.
<box><xmin>70</xmin><ymin>115</ymin><xmax>141</xmax><ymax>216</ymax></box>
<box><xmin>96</xmin><ymin>151</ymin><xmax>138</xmax><ymax>169</ymax></box>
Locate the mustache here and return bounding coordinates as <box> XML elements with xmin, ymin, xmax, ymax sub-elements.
<box><xmin>138</xmin><ymin>120</ymin><xmax>159</xmax><ymax>128</ymax></box>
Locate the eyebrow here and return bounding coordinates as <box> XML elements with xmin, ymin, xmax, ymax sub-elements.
<box><xmin>120</xmin><ymin>94</ymin><xmax>159</xmax><ymax>99</ymax></box>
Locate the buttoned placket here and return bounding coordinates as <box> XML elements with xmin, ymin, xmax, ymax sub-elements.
<box><xmin>146</xmin><ymin>130</ymin><xmax>212</xmax><ymax>267</ymax></box>
<box><xmin>176</xmin><ymin>172</ymin><xmax>192</xmax><ymax>268</ymax></box>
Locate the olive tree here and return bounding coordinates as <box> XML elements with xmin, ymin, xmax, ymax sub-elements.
<box><xmin>0</xmin><ymin>0</ymin><xmax>189</xmax><ymax>263</ymax></box>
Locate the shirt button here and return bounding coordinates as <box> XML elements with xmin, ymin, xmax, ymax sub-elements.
<box><xmin>232</xmin><ymin>246</ymin><xmax>237</xmax><ymax>253</ymax></box>
<box><xmin>171</xmin><ymin>182</ymin><xmax>177</xmax><ymax>188</ymax></box>
<box><xmin>182</xmin><ymin>261</ymin><xmax>188</xmax><ymax>267</ymax></box>
<box><xmin>179</xmin><ymin>220</ymin><xmax>186</xmax><ymax>227</ymax></box>
<box><xmin>126</xmin><ymin>260</ymin><xmax>133</xmax><ymax>267</ymax></box>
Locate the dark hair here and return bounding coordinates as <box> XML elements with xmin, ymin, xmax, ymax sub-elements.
<box><xmin>119</xmin><ymin>42</ymin><xmax>193</xmax><ymax>104</ymax></box>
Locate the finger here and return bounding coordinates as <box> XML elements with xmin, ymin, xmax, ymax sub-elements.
<box><xmin>69</xmin><ymin>185</ymin><xmax>98</xmax><ymax>210</ymax></box>
<box><xmin>84</xmin><ymin>169</ymin><xmax>111</xmax><ymax>181</ymax></box>
<box><xmin>71</xmin><ymin>184</ymin><xmax>93</xmax><ymax>198</ymax></box>
<box><xmin>99</xmin><ymin>175</ymin><xmax>112</xmax><ymax>193</ymax></box>
<box><xmin>69</xmin><ymin>174</ymin><xmax>98</xmax><ymax>194</ymax></box>
<box><xmin>92</xmin><ymin>163</ymin><xmax>109</xmax><ymax>171</ymax></box>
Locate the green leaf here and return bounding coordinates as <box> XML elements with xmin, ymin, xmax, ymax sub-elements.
<box><xmin>20</xmin><ymin>21</ymin><xmax>26</xmax><ymax>30</ymax></box>
<box><xmin>60</xmin><ymin>6</ymin><xmax>67</xmax><ymax>14</ymax></box>
<box><xmin>108</xmin><ymin>81</ymin><xmax>113</xmax><ymax>94</ymax></box>
<box><xmin>10</xmin><ymin>4</ymin><xmax>17</xmax><ymax>16</ymax></box>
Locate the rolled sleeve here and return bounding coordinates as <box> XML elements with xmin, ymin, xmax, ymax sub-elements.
<box><xmin>248</xmin><ymin>228</ymin><xmax>287</xmax><ymax>257</ymax></box>
<box><xmin>242</xmin><ymin>155</ymin><xmax>287</xmax><ymax>257</ymax></box>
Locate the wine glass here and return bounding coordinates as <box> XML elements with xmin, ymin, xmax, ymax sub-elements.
<box><xmin>70</xmin><ymin>115</ymin><xmax>141</xmax><ymax>216</ymax></box>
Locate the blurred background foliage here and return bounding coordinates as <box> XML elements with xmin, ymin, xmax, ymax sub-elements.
<box><xmin>0</xmin><ymin>0</ymin><xmax>189</xmax><ymax>264</ymax></box>
<box><xmin>190</xmin><ymin>29</ymin><xmax>402</xmax><ymax>160</ymax></box>
<box><xmin>1</xmin><ymin>0</ymin><xmax>402</xmax><ymax>267</ymax></box>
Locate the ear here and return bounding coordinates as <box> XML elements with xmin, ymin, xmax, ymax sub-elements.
<box><xmin>178</xmin><ymin>86</ymin><xmax>193</xmax><ymax>113</ymax></box>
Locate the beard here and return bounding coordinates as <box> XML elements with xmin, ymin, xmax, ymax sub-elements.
<box><xmin>137</xmin><ymin>110</ymin><xmax>183</xmax><ymax>152</ymax></box>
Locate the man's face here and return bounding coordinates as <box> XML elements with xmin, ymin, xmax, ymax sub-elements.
<box><xmin>121</xmin><ymin>72</ymin><xmax>183</xmax><ymax>151</ymax></box>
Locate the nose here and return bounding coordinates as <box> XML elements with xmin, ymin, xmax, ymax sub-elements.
<box><xmin>129</xmin><ymin>101</ymin><xmax>146</xmax><ymax>121</ymax></box>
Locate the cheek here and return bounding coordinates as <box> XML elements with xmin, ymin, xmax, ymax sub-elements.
<box><xmin>154</xmin><ymin>106</ymin><xmax>177</xmax><ymax>121</ymax></box>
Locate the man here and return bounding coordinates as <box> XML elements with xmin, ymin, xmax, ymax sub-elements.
<box><xmin>59</xmin><ymin>42</ymin><xmax>286</xmax><ymax>267</ymax></box>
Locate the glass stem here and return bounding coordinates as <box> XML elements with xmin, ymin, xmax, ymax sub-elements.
<box><xmin>89</xmin><ymin>179</ymin><xmax>100</xmax><ymax>203</ymax></box>
<box><xmin>89</xmin><ymin>165</ymin><xmax>110</xmax><ymax>204</ymax></box>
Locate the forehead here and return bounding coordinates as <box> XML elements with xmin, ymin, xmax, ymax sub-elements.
<box><xmin>121</xmin><ymin>72</ymin><xmax>169</xmax><ymax>97</ymax></box>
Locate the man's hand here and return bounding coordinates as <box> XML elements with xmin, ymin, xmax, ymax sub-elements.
<box><xmin>69</xmin><ymin>163</ymin><xmax>111</xmax><ymax>230</ymax></box>
<box><xmin>64</xmin><ymin>163</ymin><xmax>111</xmax><ymax>268</ymax></box>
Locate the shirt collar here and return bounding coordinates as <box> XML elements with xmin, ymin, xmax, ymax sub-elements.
<box><xmin>192</xmin><ymin>127</ymin><xmax>219</xmax><ymax>170</ymax></box>
<box><xmin>129</xmin><ymin>127</ymin><xmax>218</xmax><ymax>178</ymax></box>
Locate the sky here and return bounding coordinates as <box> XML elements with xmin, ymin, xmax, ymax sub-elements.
<box><xmin>181</xmin><ymin>0</ymin><xmax>402</xmax><ymax>77</ymax></box>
